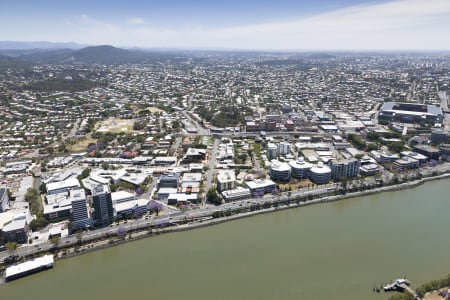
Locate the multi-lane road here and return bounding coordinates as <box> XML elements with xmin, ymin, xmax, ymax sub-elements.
<box><xmin>2</xmin><ymin>162</ymin><xmax>450</xmax><ymax>263</ymax></box>
<box><xmin>0</xmin><ymin>181</ymin><xmax>339</xmax><ymax>262</ymax></box>
<box><xmin>438</xmin><ymin>91</ymin><xmax>450</xmax><ymax>131</ymax></box>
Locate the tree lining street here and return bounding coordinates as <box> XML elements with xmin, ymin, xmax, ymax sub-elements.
<box><xmin>2</xmin><ymin>161</ymin><xmax>449</xmax><ymax>263</ymax></box>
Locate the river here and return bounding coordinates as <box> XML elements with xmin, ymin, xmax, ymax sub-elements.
<box><xmin>2</xmin><ymin>178</ymin><xmax>450</xmax><ymax>300</ymax></box>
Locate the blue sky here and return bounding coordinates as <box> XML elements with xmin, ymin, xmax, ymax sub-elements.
<box><xmin>1</xmin><ymin>0</ymin><xmax>450</xmax><ymax>50</ymax></box>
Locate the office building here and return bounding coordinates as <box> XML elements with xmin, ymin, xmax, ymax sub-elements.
<box><xmin>278</xmin><ymin>142</ymin><xmax>290</xmax><ymax>156</ymax></box>
<box><xmin>158</xmin><ymin>173</ymin><xmax>179</xmax><ymax>189</ymax></box>
<box><xmin>246</xmin><ymin>179</ymin><xmax>276</xmax><ymax>196</ymax></box>
<box><xmin>393</xmin><ymin>156</ymin><xmax>419</xmax><ymax>169</ymax></box>
<box><xmin>1</xmin><ymin>210</ymin><xmax>31</xmax><ymax>244</ymax></box>
<box><xmin>359</xmin><ymin>164</ymin><xmax>380</xmax><ymax>176</ymax></box>
<box><xmin>217</xmin><ymin>170</ymin><xmax>236</xmax><ymax>192</ymax></box>
<box><xmin>222</xmin><ymin>187</ymin><xmax>251</xmax><ymax>202</ymax></box>
<box><xmin>309</xmin><ymin>162</ymin><xmax>332</xmax><ymax>184</ymax></box>
<box><xmin>330</xmin><ymin>158</ymin><xmax>361</xmax><ymax>180</ymax></box>
<box><xmin>439</xmin><ymin>144</ymin><xmax>450</xmax><ymax>156</ymax></box>
<box><xmin>71</xmin><ymin>196</ymin><xmax>93</xmax><ymax>231</ymax></box>
<box><xmin>413</xmin><ymin>145</ymin><xmax>441</xmax><ymax>160</ymax></box>
<box><xmin>269</xmin><ymin>160</ymin><xmax>291</xmax><ymax>182</ymax></box>
<box><xmin>111</xmin><ymin>191</ymin><xmax>136</xmax><ymax>204</ymax></box>
<box><xmin>0</xmin><ymin>187</ymin><xmax>9</xmax><ymax>212</ymax></box>
<box><xmin>289</xmin><ymin>157</ymin><xmax>313</xmax><ymax>179</ymax></box>
<box><xmin>183</xmin><ymin>148</ymin><xmax>207</xmax><ymax>163</ymax></box>
<box><xmin>267</xmin><ymin>143</ymin><xmax>278</xmax><ymax>160</ymax></box>
<box><xmin>92</xmin><ymin>185</ymin><xmax>114</xmax><ymax>226</ymax></box>
<box><xmin>46</xmin><ymin>178</ymin><xmax>80</xmax><ymax>195</ymax></box>
<box><xmin>44</xmin><ymin>188</ymin><xmax>85</xmax><ymax>220</ymax></box>
<box><xmin>431</xmin><ymin>129</ymin><xmax>449</xmax><ymax>145</ymax></box>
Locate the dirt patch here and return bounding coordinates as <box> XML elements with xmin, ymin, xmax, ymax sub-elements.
<box><xmin>278</xmin><ymin>179</ymin><xmax>315</xmax><ymax>192</ymax></box>
<box><xmin>97</xmin><ymin>118</ymin><xmax>134</xmax><ymax>133</ymax></box>
<box><xmin>137</xmin><ymin>107</ymin><xmax>164</xmax><ymax>115</ymax></box>
<box><xmin>68</xmin><ymin>137</ymin><xmax>98</xmax><ymax>152</ymax></box>
<box><xmin>423</xmin><ymin>291</ymin><xmax>445</xmax><ymax>300</ymax></box>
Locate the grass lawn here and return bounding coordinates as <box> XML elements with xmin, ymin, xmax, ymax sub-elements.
<box><xmin>68</xmin><ymin>137</ymin><xmax>98</xmax><ymax>152</ymax></box>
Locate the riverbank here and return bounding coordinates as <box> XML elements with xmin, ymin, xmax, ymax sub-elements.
<box><xmin>47</xmin><ymin>171</ymin><xmax>450</xmax><ymax>263</ymax></box>
<box><xmin>3</xmin><ymin>176</ymin><xmax>450</xmax><ymax>300</ymax></box>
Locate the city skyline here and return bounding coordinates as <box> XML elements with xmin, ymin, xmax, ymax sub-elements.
<box><xmin>1</xmin><ymin>0</ymin><xmax>450</xmax><ymax>51</ymax></box>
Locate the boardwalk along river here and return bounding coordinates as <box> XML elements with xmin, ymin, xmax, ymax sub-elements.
<box><xmin>2</xmin><ymin>178</ymin><xmax>450</xmax><ymax>300</ymax></box>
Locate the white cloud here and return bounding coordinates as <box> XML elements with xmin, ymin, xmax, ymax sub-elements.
<box><xmin>204</xmin><ymin>0</ymin><xmax>450</xmax><ymax>50</ymax></box>
<box><xmin>52</xmin><ymin>0</ymin><xmax>450</xmax><ymax>50</ymax></box>
<box><xmin>127</xmin><ymin>17</ymin><xmax>146</xmax><ymax>25</ymax></box>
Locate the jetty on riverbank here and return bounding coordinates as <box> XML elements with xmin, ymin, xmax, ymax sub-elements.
<box><xmin>1</xmin><ymin>172</ymin><xmax>450</xmax><ymax>267</ymax></box>
<box><xmin>4</xmin><ymin>255</ymin><xmax>54</xmax><ymax>282</ymax></box>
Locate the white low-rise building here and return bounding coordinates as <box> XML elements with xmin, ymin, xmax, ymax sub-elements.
<box><xmin>394</xmin><ymin>156</ymin><xmax>419</xmax><ymax>169</ymax></box>
<box><xmin>222</xmin><ymin>187</ymin><xmax>251</xmax><ymax>202</ymax></box>
<box><xmin>46</xmin><ymin>178</ymin><xmax>80</xmax><ymax>195</ymax></box>
<box><xmin>114</xmin><ymin>199</ymin><xmax>149</xmax><ymax>217</ymax></box>
<box><xmin>360</xmin><ymin>163</ymin><xmax>380</xmax><ymax>176</ymax></box>
<box><xmin>1</xmin><ymin>209</ymin><xmax>32</xmax><ymax>243</ymax></box>
<box><xmin>157</xmin><ymin>188</ymin><xmax>178</xmax><ymax>200</ymax></box>
<box><xmin>44</xmin><ymin>188</ymin><xmax>86</xmax><ymax>220</ymax></box>
<box><xmin>400</xmin><ymin>151</ymin><xmax>428</xmax><ymax>164</ymax></box>
<box><xmin>167</xmin><ymin>193</ymin><xmax>198</xmax><ymax>205</ymax></box>
<box><xmin>111</xmin><ymin>191</ymin><xmax>136</xmax><ymax>204</ymax></box>
<box><xmin>246</xmin><ymin>179</ymin><xmax>276</xmax><ymax>196</ymax></box>
<box><xmin>216</xmin><ymin>170</ymin><xmax>236</xmax><ymax>192</ymax></box>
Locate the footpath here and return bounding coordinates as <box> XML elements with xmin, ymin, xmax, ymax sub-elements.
<box><xmin>51</xmin><ymin>172</ymin><xmax>450</xmax><ymax>261</ymax></box>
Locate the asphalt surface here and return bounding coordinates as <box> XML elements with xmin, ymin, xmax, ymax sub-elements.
<box><xmin>2</xmin><ymin>162</ymin><xmax>450</xmax><ymax>262</ymax></box>
<box><xmin>204</xmin><ymin>138</ymin><xmax>220</xmax><ymax>203</ymax></box>
<box><xmin>438</xmin><ymin>91</ymin><xmax>450</xmax><ymax>131</ymax></box>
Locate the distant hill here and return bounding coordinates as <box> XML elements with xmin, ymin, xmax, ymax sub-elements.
<box><xmin>0</xmin><ymin>41</ymin><xmax>85</xmax><ymax>50</ymax></box>
<box><xmin>18</xmin><ymin>48</ymin><xmax>78</xmax><ymax>64</ymax></box>
<box><xmin>0</xmin><ymin>54</ymin><xmax>35</xmax><ymax>71</ymax></box>
<box><xmin>70</xmin><ymin>45</ymin><xmax>147</xmax><ymax>64</ymax></box>
<box><xmin>10</xmin><ymin>45</ymin><xmax>185</xmax><ymax>65</ymax></box>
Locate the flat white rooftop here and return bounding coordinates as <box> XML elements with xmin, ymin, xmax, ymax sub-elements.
<box><xmin>114</xmin><ymin>198</ymin><xmax>149</xmax><ymax>213</ymax></box>
<box><xmin>245</xmin><ymin>179</ymin><xmax>276</xmax><ymax>189</ymax></box>
<box><xmin>5</xmin><ymin>255</ymin><xmax>54</xmax><ymax>279</ymax></box>
<box><xmin>46</xmin><ymin>178</ymin><xmax>80</xmax><ymax>194</ymax></box>
<box><xmin>111</xmin><ymin>191</ymin><xmax>135</xmax><ymax>203</ymax></box>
